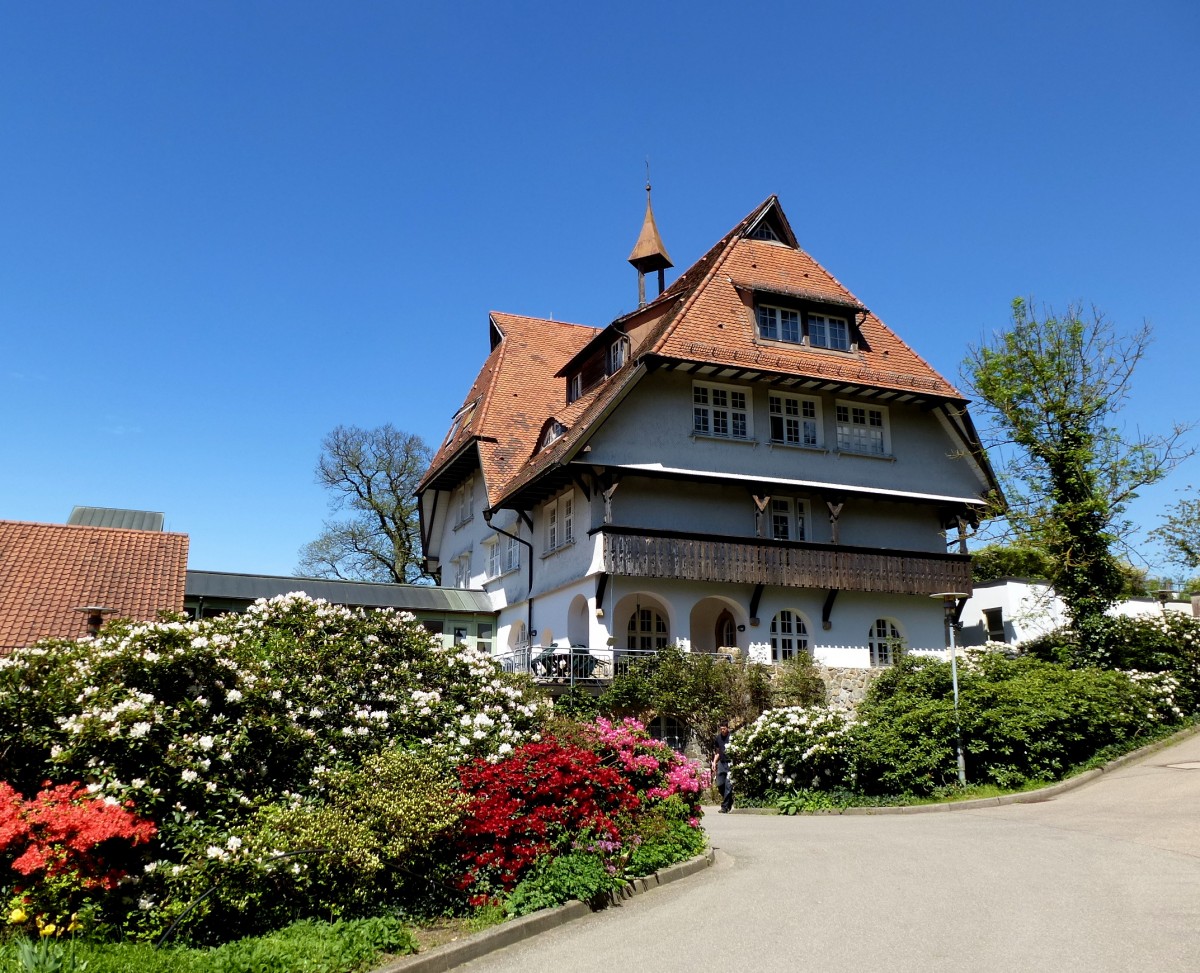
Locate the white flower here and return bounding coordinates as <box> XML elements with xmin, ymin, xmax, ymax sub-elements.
<box><xmin>226</xmin><ymin>689</ymin><xmax>243</xmax><ymax>702</ymax></box>
<box><xmin>129</xmin><ymin>722</ymin><xmax>152</xmax><ymax>739</ymax></box>
<box><xmin>181</xmin><ymin>769</ymin><xmax>199</xmax><ymax>783</ymax></box>
<box><xmin>198</xmin><ymin>735</ymin><xmax>214</xmax><ymax>750</ymax></box>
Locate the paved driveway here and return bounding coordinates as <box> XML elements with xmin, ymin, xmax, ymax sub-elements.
<box><xmin>457</xmin><ymin>731</ymin><xmax>1200</xmax><ymax>973</ymax></box>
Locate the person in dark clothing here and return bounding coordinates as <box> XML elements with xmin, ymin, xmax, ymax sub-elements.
<box><xmin>711</xmin><ymin>720</ymin><xmax>733</xmax><ymax>813</ymax></box>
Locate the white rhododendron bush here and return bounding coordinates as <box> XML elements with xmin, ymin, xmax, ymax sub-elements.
<box><xmin>0</xmin><ymin>594</ymin><xmax>546</xmax><ymax>939</ymax></box>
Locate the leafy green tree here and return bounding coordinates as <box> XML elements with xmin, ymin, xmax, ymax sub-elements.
<box><xmin>970</xmin><ymin>543</ymin><xmax>1055</xmax><ymax>582</ymax></box>
<box><xmin>1152</xmin><ymin>489</ymin><xmax>1200</xmax><ymax>574</ymax></box>
<box><xmin>297</xmin><ymin>424</ymin><xmax>431</xmax><ymax>583</ymax></box>
<box><xmin>965</xmin><ymin>299</ymin><xmax>1191</xmax><ymax>640</ymax></box>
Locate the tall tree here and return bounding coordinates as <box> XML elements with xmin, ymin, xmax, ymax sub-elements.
<box><xmin>1152</xmin><ymin>489</ymin><xmax>1200</xmax><ymax>575</ymax></box>
<box><xmin>297</xmin><ymin>424</ymin><xmax>431</xmax><ymax>583</ymax></box>
<box><xmin>964</xmin><ymin>299</ymin><xmax>1191</xmax><ymax>635</ymax></box>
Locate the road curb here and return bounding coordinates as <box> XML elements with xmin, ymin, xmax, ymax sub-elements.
<box><xmin>371</xmin><ymin>849</ymin><xmax>715</xmax><ymax>973</ymax></box>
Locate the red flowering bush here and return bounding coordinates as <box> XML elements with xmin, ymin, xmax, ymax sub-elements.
<box><xmin>583</xmin><ymin>717</ymin><xmax>709</xmax><ymax>816</ymax></box>
<box><xmin>1</xmin><ymin>781</ymin><xmax>156</xmax><ymax>932</ymax></box>
<box><xmin>456</xmin><ymin>738</ymin><xmax>640</xmax><ymax>895</ymax></box>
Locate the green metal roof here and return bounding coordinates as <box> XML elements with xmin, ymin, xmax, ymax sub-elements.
<box><xmin>68</xmin><ymin>507</ymin><xmax>165</xmax><ymax>531</ymax></box>
<box><xmin>185</xmin><ymin>570</ymin><xmax>495</xmax><ymax>614</ymax></box>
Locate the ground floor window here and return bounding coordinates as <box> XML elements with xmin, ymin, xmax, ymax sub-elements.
<box><xmin>868</xmin><ymin>618</ymin><xmax>903</xmax><ymax>666</ymax></box>
<box><xmin>627</xmin><ymin>607</ymin><xmax>668</xmax><ymax>650</ymax></box>
<box><xmin>770</xmin><ymin>610</ymin><xmax>809</xmax><ymax>662</ymax></box>
<box><xmin>646</xmin><ymin>714</ymin><xmax>689</xmax><ymax>753</ymax></box>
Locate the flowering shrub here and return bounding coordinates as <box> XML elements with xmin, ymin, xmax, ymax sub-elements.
<box><xmin>852</xmin><ymin>653</ymin><xmax>1190</xmax><ymax>795</ymax></box>
<box><xmin>0</xmin><ymin>594</ymin><xmax>548</xmax><ymax>940</ymax></box>
<box><xmin>583</xmin><ymin>717</ymin><xmax>710</xmax><ymax>808</ymax></box>
<box><xmin>456</xmin><ymin>738</ymin><xmax>640</xmax><ymax>895</ymax></box>
<box><xmin>726</xmin><ymin>707</ymin><xmax>855</xmax><ymax>798</ymax></box>
<box><xmin>1</xmin><ymin>781</ymin><xmax>155</xmax><ymax>932</ymax></box>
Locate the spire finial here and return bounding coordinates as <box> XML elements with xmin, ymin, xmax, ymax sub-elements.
<box><xmin>628</xmin><ymin>167</ymin><xmax>673</xmax><ymax>306</ymax></box>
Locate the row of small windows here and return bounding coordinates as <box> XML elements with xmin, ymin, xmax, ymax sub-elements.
<box><xmin>756</xmin><ymin>305</ymin><xmax>851</xmax><ymax>351</ymax></box>
<box><xmin>693</xmin><ymin>381</ymin><xmax>890</xmax><ymax>456</ymax></box>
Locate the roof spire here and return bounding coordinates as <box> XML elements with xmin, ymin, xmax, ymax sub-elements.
<box><xmin>627</xmin><ymin>166</ymin><xmax>673</xmax><ymax>307</ymax></box>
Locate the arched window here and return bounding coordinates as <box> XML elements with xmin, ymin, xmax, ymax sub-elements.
<box><xmin>509</xmin><ymin>620</ymin><xmax>527</xmax><ymax>649</ymax></box>
<box><xmin>627</xmin><ymin>607</ymin><xmax>668</xmax><ymax>651</ymax></box>
<box><xmin>868</xmin><ymin>618</ymin><xmax>903</xmax><ymax>667</ymax></box>
<box><xmin>770</xmin><ymin>610</ymin><xmax>809</xmax><ymax>662</ymax></box>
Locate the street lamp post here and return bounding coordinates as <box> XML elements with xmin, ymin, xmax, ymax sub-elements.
<box><xmin>931</xmin><ymin>591</ymin><xmax>969</xmax><ymax>787</ymax></box>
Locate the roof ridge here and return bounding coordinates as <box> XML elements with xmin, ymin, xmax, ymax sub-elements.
<box><xmin>0</xmin><ymin>520</ymin><xmax>188</xmax><ymax>539</ymax></box>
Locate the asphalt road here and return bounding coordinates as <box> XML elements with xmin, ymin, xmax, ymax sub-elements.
<box><xmin>456</xmin><ymin>731</ymin><xmax>1200</xmax><ymax>973</ymax></box>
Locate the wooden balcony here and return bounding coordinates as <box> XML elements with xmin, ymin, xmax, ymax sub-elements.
<box><xmin>599</xmin><ymin>526</ymin><xmax>971</xmax><ymax>596</ymax></box>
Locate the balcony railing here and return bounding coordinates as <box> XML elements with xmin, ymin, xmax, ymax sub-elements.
<box><xmin>599</xmin><ymin>526</ymin><xmax>971</xmax><ymax>596</ymax></box>
<box><xmin>493</xmin><ymin>645</ymin><xmax>668</xmax><ymax>686</ymax></box>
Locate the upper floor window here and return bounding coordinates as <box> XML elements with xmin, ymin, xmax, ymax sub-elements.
<box><xmin>485</xmin><ymin>537</ymin><xmax>501</xmax><ymax>579</ymax></box>
<box><xmin>504</xmin><ymin>534</ymin><xmax>521</xmax><ymax>573</ymax></box>
<box><xmin>808</xmin><ymin>313</ymin><xmax>851</xmax><ymax>350</ymax></box>
<box><xmin>835</xmin><ymin>401</ymin><xmax>889</xmax><ymax>456</ymax></box>
<box><xmin>451</xmin><ymin>551</ymin><xmax>471</xmax><ymax>589</ymax></box>
<box><xmin>567</xmin><ymin>373</ymin><xmax>582</xmax><ymax>403</ymax></box>
<box><xmin>768</xmin><ymin>498</ymin><xmax>809</xmax><ymax>541</ymax></box>
<box><xmin>544</xmin><ymin>491</ymin><xmax>575</xmax><ymax>553</ymax></box>
<box><xmin>540</xmin><ymin>420</ymin><xmax>566</xmax><ymax>450</ymax></box>
<box><xmin>769</xmin><ymin>393</ymin><xmax>821</xmax><ymax>447</ymax></box>
<box><xmin>693</xmin><ymin>382</ymin><xmax>751</xmax><ymax>440</ymax></box>
<box><xmin>443</xmin><ymin>401</ymin><xmax>477</xmax><ymax>447</ymax></box>
<box><xmin>755</xmin><ymin>302</ymin><xmax>854</xmax><ymax>352</ymax></box>
<box><xmin>607</xmin><ymin>336</ymin><xmax>630</xmax><ymax>375</ymax></box>
<box><xmin>756</xmin><ymin>305</ymin><xmax>800</xmax><ymax>343</ymax></box>
<box><xmin>749</xmin><ymin>221</ymin><xmax>782</xmax><ymax>243</ymax></box>
<box><xmin>453</xmin><ymin>478</ymin><xmax>474</xmax><ymax>527</ymax></box>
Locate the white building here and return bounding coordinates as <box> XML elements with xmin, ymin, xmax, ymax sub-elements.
<box><xmin>959</xmin><ymin>577</ymin><xmax>1196</xmax><ymax>646</ymax></box>
<box><xmin>417</xmin><ymin>194</ymin><xmax>1000</xmax><ymax>673</ymax></box>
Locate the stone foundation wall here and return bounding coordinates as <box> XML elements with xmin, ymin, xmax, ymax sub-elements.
<box><xmin>817</xmin><ymin>664</ymin><xmax>883</xmax><ymax>710</ymax></box>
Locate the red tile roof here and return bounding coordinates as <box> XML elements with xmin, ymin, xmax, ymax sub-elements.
<box><xmin>421</xmin><ymin>312</ymin><xmax>599</xmax><ymax>508</ymax></box>
<box><xmin>422</xmin><ymin>196</ymin><xmax>970</xmax><ymax>510</ymax></box>
<box><xmin>0</xmin><ymin>521</ymin><xmax>189</xmax><ymax>650</ymax></box>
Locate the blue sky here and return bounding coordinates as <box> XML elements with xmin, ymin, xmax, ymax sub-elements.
<box><xmin>2</xmin><ymin>1</ymin><xmax>1197</xmax><ymax>580</ymax></box>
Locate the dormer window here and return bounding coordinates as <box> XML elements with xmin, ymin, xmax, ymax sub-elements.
<box><xmin>607</xmin><ymin>336</ymin><xmax>630</xmax><ymax>375</ymax></box>
<box><xmin>809</xmin><ymin>314</ymin><xmax>851</xmax><ymax>351</ymax></box>
<box><xmin>749</xmin><ymin>221</ymin><xmax>782</xmax><ymax>243</ymax></box>
<box><xmin>540</xmin><ymin>420</ymin><xmax>567</xmax><ymax>449</ymax></box>
<box><xmin>443</xmin><ymin>401</ymin><xmax>478</xmax><ymax>447</ymax></box>
<box><xmin>567</xmin><ymin>373</ymin><xmax>582</xmax><ymax>403</ymax></box>
<box><xmin>756</xmin><ymin>306</ymin><xmax>800</xmax><ymax>343</ymax></box>
<box><xmin>755</xmin><ymin>301</ymin><xmax>855</xmax><ymax>352</ymax></box>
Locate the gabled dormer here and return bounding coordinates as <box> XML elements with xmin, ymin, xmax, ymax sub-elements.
<box><xmin>748</xmin><ymin>290</ymin><xmax>870</xmax><ymax>354</ymax></box>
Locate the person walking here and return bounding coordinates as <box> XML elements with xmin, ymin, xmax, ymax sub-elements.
<box><xmin>712</xmin><ymin>719</ymin><xmax>733</xmax><ymax>813</ymax></box>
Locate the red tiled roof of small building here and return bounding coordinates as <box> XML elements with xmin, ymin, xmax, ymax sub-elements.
<box><xmin>0</xmin><ymin>520</ymin><xmax>189</xmax><ymax>651</ymax></box>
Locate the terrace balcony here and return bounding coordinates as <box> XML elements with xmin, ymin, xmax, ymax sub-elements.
<box><xmin>598</xmin><ymin>525</ymin><xmax>971</xmax><ymax>596</ymax></box>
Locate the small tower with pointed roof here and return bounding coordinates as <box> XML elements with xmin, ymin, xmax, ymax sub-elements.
<box><xmin>628</xmin><ymin>181</ymin><xmax>673</xmax><ymax>307</ymax></box>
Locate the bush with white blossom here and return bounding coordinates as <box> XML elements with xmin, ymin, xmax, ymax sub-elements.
<box><xmin>726</xmin><ymin>706</ymin><xmax>855</xmax><ymax>798</ymax></box>
<box><xmin>0</xmin><ymin>594</ymin><xmax>547</xmax><ymax>939</ymax></box>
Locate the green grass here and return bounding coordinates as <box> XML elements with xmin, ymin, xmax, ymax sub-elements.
<box><xmin>0</xmin><ymin>917</ymin><xmax>417</xmax><ymax>973</ymax></box>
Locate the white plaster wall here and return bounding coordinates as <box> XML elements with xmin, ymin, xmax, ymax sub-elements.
<box><xmin>581</xmin><ymin>370</ymin><xmax>985</xmax><ymax>501</ymax></box>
